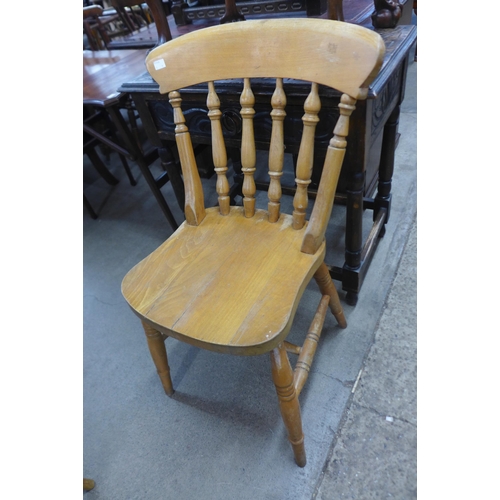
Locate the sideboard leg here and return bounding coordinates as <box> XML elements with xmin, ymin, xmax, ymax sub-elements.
<box><xmin>375</xmin><ymin>105</ymin><xmax>400</xmax><ymax>236</ymax></box>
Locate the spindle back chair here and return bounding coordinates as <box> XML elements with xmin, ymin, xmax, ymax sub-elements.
<box><xmin>121</xmin><ymin>18</ymin><xmax>385</xmax><ymax>467</ymax></box>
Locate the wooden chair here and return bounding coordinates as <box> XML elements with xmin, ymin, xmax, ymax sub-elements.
<box><xmin>84</xmin><ymin>108</ymin><xmax>137</xmax><ymax>218</ymax></box>
<box><xmin>111</xmin><ymin>0</ymin><xmax>153</xmax><ymax>34</ymax></box>
<box><xmin>106</xmin><ymin>0</ymin><xmax>158</xmax><ymax>49</ymax></box>
<box><xmin>83</xmin><ymin>5</ymin><xmax>124</xmax><ymax>50</ymax></box>
<box><xmin>121</xmin><ymin>18</ymin><xmax>384</xmax><ymax>467</ymax></box>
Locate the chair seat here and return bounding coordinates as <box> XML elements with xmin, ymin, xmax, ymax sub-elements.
<box><xmin>122</xmin><ymin>207</ymin><xmax>325</xmax><ymax>355</ymax></box>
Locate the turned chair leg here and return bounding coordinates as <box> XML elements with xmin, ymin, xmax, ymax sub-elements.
<box><xmin>141</xmin><ymin>321</ymin><xmax>174</xmax><ymax>396</ymax></box>
<box><xmin>313</xmin><ymin>262</ymin><xmax>347</xmax><ymax>329</ymax></box>
<box><xmin>270</xmin><ymin>343</ymin><xmax>306</xmax><ymax>467</ymax></box>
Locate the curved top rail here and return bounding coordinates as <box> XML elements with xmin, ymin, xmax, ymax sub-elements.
<box><xmin>146</xmin><ymin>18</ymin><xmax>385</xmax><ymax>100</ymax></box>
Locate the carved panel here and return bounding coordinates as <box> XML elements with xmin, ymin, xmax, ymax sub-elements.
<box><xmin>371</xmin><ymin>64</ymin><xmax>403</xmax><ymax>139</ymax></box>
<box><xmin>184</xmin><ymin>0</ymin><xmax>307</xmax><ymax>21</ymax></box>
<box><xmin>149</xmin><ymin>90</ymin><xmax>339</xmax><ymax>154</ymax></box>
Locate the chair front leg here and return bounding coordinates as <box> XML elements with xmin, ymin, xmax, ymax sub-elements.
<box><xmin>270</xmin><ymin>343</ymin><xmax>306</xmax><ymax>467</ymax></box>
<box><xmin>141</xmin><ymin>321</ymin><xmax>174</xmax><ymax>396</ymax></box>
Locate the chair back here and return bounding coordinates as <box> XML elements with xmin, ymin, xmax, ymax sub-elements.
<box><xmin>111</xmin><ymin>0</ymin><xmax>152</xmax><ymax>32</ymax></box>
<box><xmin>146</xmin><ymin>19</ymin><xmax>385</xmax><ymax>254</ymax></box>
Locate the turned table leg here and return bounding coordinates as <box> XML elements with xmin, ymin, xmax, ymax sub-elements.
<box><xmin>141</xmin><ymin>321</ymin><xmax>174</xmax><ymax>396</ymax></box>
<box><xmin>343</xmin><ymin>156</ymin><xmax>365</xmax><ymax>306</ymax></box>
<box><xmin>270</xmin><ymin>343</ymin><xmax>306</xmax><ymax>467</ymax></box>
<box><xmin>220</xmin><ymin>0</ymin><xmax>245</xmax><ymax>23</ymax></box>
<box><xmin>327</xmin><ymin>0</ymin><xmax>344</xmax><ymax>21</ymax></box>
<box><xmin>374</xmin><ymin>105</ymin><xmax>400</xmax><ymax>237</ymax></box>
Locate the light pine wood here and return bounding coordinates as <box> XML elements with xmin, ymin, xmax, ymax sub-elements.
<box><xmin>293</xmin><ymin>83</ymin><xmax>321</xmax><ymax>230</ymax></box>
<box><xmin>268</xmin><ymin>78</ymin><xmax>286</xmax><ymax>223</ymax></box>
<box><xmin>271</xmin><ymin>343</ymin><xmax>306</xmax><ymax>467</ymax></box>
<box><xmin>123</xmin><ymin>18</ymin><xmax>385</xmax><ymax>467</ymax></box>
<box><xmin>294</xmin><ymin>295</ymin><xmax>329</xmax><ymax>396</ymax></box>
<box><xmin>240</xmin><ymin>78</ymin><xmax>256</xmax><ymax>218</ymax></box>
<box><xmin>146</xmin><ymin>19</ymin><xmax>385</xmax><ymax>100</ymax></box>
<box><xmin>284</xmin><ymin>341</ymin><xmax>301</xmax><ymax>355</ymax></box>
<box><xmin>83</xmin><ymin>478</ymin><xmax>95</xmax><ymax>491</ymax></box>
<box><xmin>169</xmin><ymin>90</ymin><xmax>206</xmax><ymax>225</ymax></box>
<box><xmin>123</xmin><ymin>208</ymin><xmax>326</xmax><ymax>355</ymax></box>
<box><xmin>301</xmin><ymin>94</ymin><xmax>357</xmax><ymax>255</ymax></box>
<box><xmin>142</xmin><ymin>321</ymin><xmax>174</xmax><ymax>396</ymax></box>
<box><xmin>313</xmin><ymin>262</ymin><xmax>347</xmax><ymax>328</ymax></box>
<box><xmin>207</xmin><ymin>81</ymin><xmax>230</xmax><ymax>215</ymax></box>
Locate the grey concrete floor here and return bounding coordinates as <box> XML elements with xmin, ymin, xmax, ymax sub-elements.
<box><xmin>83</xmin><ymin>46</ymin><xmax>416</xmax><ymax>499</ymax></box>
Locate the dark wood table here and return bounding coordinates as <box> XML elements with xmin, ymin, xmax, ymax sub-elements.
<box><xmin>83</xmin><ymin>49</ymin><xmax>178</xmax><ymax>229</ymax></box>
<box><xmin>119</xmin><ymin>23</ymin><xmax>416</xmax><ymax>305</ymax></box>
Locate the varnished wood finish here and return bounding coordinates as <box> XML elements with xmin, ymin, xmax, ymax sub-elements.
<box><xmin>123</xmin><ymin>208</ymin><xmax>326</xmax><ymax>355</ymax></box>
<box><xmin>294</xmin><ymin>295</ymin><xmax>329</xmax><ymax>396</ymax></box>
<box><xmin>122</xmin><ymin>19</ymin><xmax>385</xmax><ymax>465</ymax></box>
<box><xmin>371</xmin><ymin>0</ymin><xmax>402</xmax><ymax>29</ymax></box>
<box><xmin>314</xmin><ymin>262</ymin><xmax>347</xmax><ymax>328</ymax></box>
<box><xmin>271</xmin><ymin>343</ymin><xmax>306</xmax><ymax>467</ymax></box>
<box><xmin>169</xmin><ymin>91</ymin><xmax>206</xmax><ymax>225</ymax></box>
<box><xmin>267</xmin><ymin>78</ymin><xmax>286</xmax><ymax>223</ymax></box>
<box><xmin>83</xmin><ymin>49</ymin><xmax>148</xmax><ymax>107</ymax></box>
<box><xmin>292</xmin><ymin>83</ymin><xmax>320</xmax><ymax>230</ymax></box>
<box><xmin>83</xmin><ymin>478</ymin><xmax>95</xmax><ymax>491</ymax></box>
<box><xmin>328</xmin><ymin>0</ymin><xmax>344</xmax><ymax>20</ymax></box>
<box><xmin>83</xmin><ymin>49</ymin><xmax>178</xmax><ymax>229</ymax></box>
<box><xmin>146</xmin><ymin>19</ymin><xmax>385</xmax><ymax>100</ymax></box>
<box><xmin>142</xmin><ymin>321</ymin><xmax>174</xmax><ymax>395</ymax></box>
<box><xmin>240</xmin><ymin>78</ymin><xmax>257</xmax><ymax>217</ymax></box>
<box><xmin>301</xmin><ymin>93</ymin><xmax>356</xmax><ymax>255</ymax></box>
<box><xmin>207</xmin><ymin>82</ymin><xmax>230</xmax><ymax>215</ymax></box>
<box><xmin>220</xmin><ymin>0</ymin><xmax>246</xmax><ymax>23</ymax></box>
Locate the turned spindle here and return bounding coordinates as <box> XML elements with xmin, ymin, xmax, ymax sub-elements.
<box><xmin>293</xmin><ymin>83</ymin><xmax>321</xmax><ymax>230</ymax></box>
<box><xmin>169</xmin><ymin>90</ymin><xmax>206</xmax><ymax>226</ymax></box>
<box><xmin>207</xmin><ymin>81</ymin><xmax>230</xmax><ymax>215</ymax></box>
<box><xmin>302</xmin><ymin>93</ymin><xmax>356</xmax><ymax>254</ymax></box>
<box><xmin>268</xmin><ymin>78</ymin><xmax>287</xmax><ymax>223</ymax></box>
<box><xmin>240</xmin><ymin>78</ymin><xmax>256</xmax><ymax>217</ymax></box>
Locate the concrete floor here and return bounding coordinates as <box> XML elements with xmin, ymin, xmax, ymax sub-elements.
<box><xmin>83</xmin><ymin>46</ymin><xmax>416</xmax><ymax>499</ymax></box>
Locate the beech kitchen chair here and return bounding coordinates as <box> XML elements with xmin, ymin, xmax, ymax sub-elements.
<box><xmin>121</xmin><ymin>18</ymin><xmax>385</xmax><ymax>467</ymax></box>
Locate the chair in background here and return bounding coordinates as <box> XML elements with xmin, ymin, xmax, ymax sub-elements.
<box><xmin>83</xmin><ymin>5</ymin><xmax>124</xmax><ymax>50</ymax></box>
<box><xmin>105</xmin><ymin>0</ymin><xmax>158</xmax><ymax>49</ymax></box>
<box><xmin>111</xmin><ymin>0</ymin><xmax>153</xmax><ymax>32</ymax></box>
<box><xmin>169</xmin><ymin>0</ymin><xmax>324</xmax><ymax>26</ymax></box>
<box><xmin>84</xmin><ymin>108</ymin><xmax>137</xmax><ymax>218</ymax></box>
<box><xmin>121</xmin><ymin>19</ymin><xmax>384</xmax><ymax>466</ymax></box>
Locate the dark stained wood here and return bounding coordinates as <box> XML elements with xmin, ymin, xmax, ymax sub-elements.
<box><xmin>105</xmin><ymin>0</ymin><xmax>413</xmax><ymax>49</ymax></box>
<box><xmin>328</xmin><ymin>0</ymin><xmax>344</xmax><ymax>20</ymax></box>
<box><xmin>83</xmin><ymin>49</ymin><xmax>178</xmax><ymax>229</ymax></box>
<box><xmin>371</xmin><ymin>0</ymin><xmax>402</xmax><ymax>28</ymax></box>
<box><xmin>83</xmin><ymin>49</ymin><xmax>148</xmax><ymax>106</ymax></box>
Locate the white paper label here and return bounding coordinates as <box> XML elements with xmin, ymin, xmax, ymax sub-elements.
<box><xmin>153</xmin><ymin>59</ymin><xmax>166</xmax><ymax>70</ymax></box>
